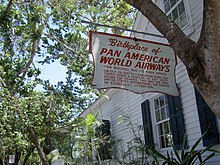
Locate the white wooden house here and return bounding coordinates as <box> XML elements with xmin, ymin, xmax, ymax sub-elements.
<box><xmin>82</xmin><ymin>0</ymin><xmax>220</xmax><ymax>164</ymax></box>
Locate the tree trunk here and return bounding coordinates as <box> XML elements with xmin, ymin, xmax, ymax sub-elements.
<box><xmin>0</xmin><ymin>157</ymin><xmax>3</xmax><ymax>165</ymax></box>
<box><xmin>27</xmin><ymin>126</ymin><xmax>49</xmax><ymax>165</ymax></box>
<box><xmin>15</xmin><ymin>151</ymin><xmax>21</xmax><ymax>165</ymax></box>
<box><xmin>124</xmin><ymin>0</ymin><xmax>220</xmax><ymax>118</ymax></box>
<box><xmin>43</xmin><ymin>95</ymin><xmax>53</xmax><ymax>155</ymax></box>
<box><xmin>193</xmin><ymin>0</ymin><xmax>220</xmax><ymax>117</ymax></box>
<box><xmin>44</xmin><ymin>134</ymin><xmax>53</xmax><ymax>155</ymax></box>
<box><xmin>23</xmin><ymin>146</ymin><xmax>35</xmax><ymax>165</ymax></box>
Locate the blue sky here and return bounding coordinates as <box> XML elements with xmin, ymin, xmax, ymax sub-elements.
<box><xmin>38</xmin><ymin>60</ymin><xmax>67</xmax><ymax>84</ymax></box>
<box><xmin>35</xmin><ymin>59</ymin><xmax>67</xmax><ymax>90</ymax></box>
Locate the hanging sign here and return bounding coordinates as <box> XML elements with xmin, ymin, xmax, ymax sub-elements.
<box><xmin>89</xmin><ymin>31</ymin><xmax>179</xmax><ymax>96</ymax></box>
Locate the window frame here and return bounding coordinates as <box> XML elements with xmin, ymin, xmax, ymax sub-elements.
<box><xmin>152</xmin><ymin>94</ymin><xmax>173</xmax><ymax>150</ymax></box>
<box><xmin>142</xmin><ymin>93</ymin><xmax>185</xmax><ymax>151</ymax></box>
<box><xmin>159</xmin><ymin>0</ymin><xmax>194</xmax><ymax>35</ymax></box>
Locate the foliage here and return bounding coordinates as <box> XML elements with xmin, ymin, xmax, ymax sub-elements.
<box><xmin>148</xmin><ymin>133</ymin><xmax>220</xmax><ymax>165</ymax></box>
<box><xmin>111</xmin><ymin>116</ymin><xmax>220</xmax><ymax>165</ymax></box>
<box><xmin>70</xmin><ymin>115</ymin><xmax>220</xmax><ymax>165</ymax></box>
<box><xmin>0</xmin><ymin>88</ymin><xmax>72</xmax><ymax>163</ymax></box>
<box><xmin>0</xmin><ymin>0</ymin><xmax>136</xmax><ymax>164</ymax></box>
<box><xmin>71</xmin><ymin>113</ymin><xmax>113</xmax><ymax>165</ymax></box>
<box><xmin>112</xmin><ymin>115</ymin><xmax>150</xmax><ymax>165</ymax></box>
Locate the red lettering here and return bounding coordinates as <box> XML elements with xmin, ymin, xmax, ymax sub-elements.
<box><xmin>106</xmin><ymin>49</ymin><xmax>113</xmax><ymax>56</ymax></box>
<box><xmin>100</xmin><ymin>56</ymin><xmax>109</xmax><ymax>63</ymax></box>
<box><xmin>124</xmin><ymin>52</ymin><xmax>131</xmax><ymax>59</ymax></box>
<box><xmin>165</xmin><ymin>66</ymin><xmax>170</xmax><ymax>72</ymax></box>
<box><xmin>108</xmin><ymin>38</ymin><xmax>117</xmax><ymax>46</ymax></box>
<box><xmin>153</xmin><ymin>56</ymin><xmax>158</xmax><ymax>63</ymax></box>
<box><xmin>100</xmin><ymin>48</ymin><xmax>107</xmax><ymax>55</ymax></box>
<box><xmin>131</xmin><ymin>53</ymin><xmax>139</xmax><ymax>60</ymax></box>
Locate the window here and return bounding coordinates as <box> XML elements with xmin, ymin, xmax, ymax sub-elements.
<box><xmin>163</xmin><ymin>0</ymin><xmax>189</xmax><ymax>29</ymax></box>
<box><xmin>95</xmin><ymin>120</ymin><xmax>112</xmax><ymax>160</ymax></box>
<box><xmin>141</xmin><ymin>94</ymin><xmax>185</xmax><ymax>150</ymax></box>
<box><xmin>154</xmin><ymin>95</ymin><xmax>172</xmax><ymax>148</ymax></box>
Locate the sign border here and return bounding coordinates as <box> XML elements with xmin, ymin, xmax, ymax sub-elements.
<box><xmin>89</xmin><ymin>31</ymin><xmax>179</xmax><ymax>96</ymax></box>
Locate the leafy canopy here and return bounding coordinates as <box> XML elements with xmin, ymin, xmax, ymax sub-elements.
<box><xmin>0</xmin><ymin>0</ymin><xmax>136</xmax><ymax>163</ymax></box>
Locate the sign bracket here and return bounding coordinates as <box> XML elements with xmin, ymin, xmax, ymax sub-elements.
<box><xmin>82</xmin><ymin>20</ymin><xmax>165</xmax><ymax>39</ymax></box>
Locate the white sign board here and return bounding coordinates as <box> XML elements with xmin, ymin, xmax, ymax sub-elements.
<box><xmin>89</xmin><ymin>31</ymin><xmax>179</xmax><ymax>96</ymax></box>
<box><xmin>52</xmin><ymin>159</ymin><xmax>65</xmax><ymax>165</ymax></box>
<box><xmin>9</xmin><ymin>155</ymin><xmax>15</xmax><ymax>164</ymax></box>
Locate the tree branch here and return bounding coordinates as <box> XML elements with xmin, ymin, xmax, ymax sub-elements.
<box><xmin>124</xmin><ymin>0</ymin><xmax>196</xmax><ymax>66</ymax></box>
<box><xmin>44</xmin><ymin>32</ymin><xmax>85</xmax><ymax>58</ymax></box>
<box><xmin>17</xmin><ymin>8</ymin><xmax>47</xmax><ymax>81</ymax></box>
<box><xmin>5</xmin><ymin>0</ymin><xmax>13</xmax><ymax>12</ymax></box>
<box><xmin>27</xmin><ymin>126</ymin><xmax>49</xmax><ymax>165</ymax></box>
<box><xmin>0</xmin><ymin>77</ymin><xmax>7</xmax><ymax>88</ymax></box>
<box><xmin>19</xmin><ymin>21</ymin><xmax>38</xmax><ymax>81</ymax></box>
<box><xmin>44</xmin><ymin>32</ymin><xmax>76</xmax><ymax>53</ymax></box>
<box><xmin>10</xmin><ymin>20</ymin><xmax>39</xmax><ymax>95</ymax></box>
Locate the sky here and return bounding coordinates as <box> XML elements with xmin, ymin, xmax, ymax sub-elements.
<box><xmin>39</xmin><ymin>60</ymin><xmax>67</xmax><ymax>84</ymax></box>
<box><xmin>35</xmin><ymin>59</ymin><xmax>67</xmax><ymax>90</ymax></box>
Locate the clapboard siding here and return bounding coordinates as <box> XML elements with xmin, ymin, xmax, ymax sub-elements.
<box><xmin>182</xmin><ymin>102</ymin><xmax>197</xmax><ymax>115</ymax></box>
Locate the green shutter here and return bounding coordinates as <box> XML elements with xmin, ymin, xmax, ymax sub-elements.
<box><xmin>195</xmin><ymin>88</ymin><xmax>219</xmax><ymax>146</ymax></box>
<box><xmin>141</xmin><ymin>99</ymin><xmax>154</xmax><ymax>147</ymax></box>
<box><xmin>167</xmin><ymin>95</ymin><xmax>185</xmax><ymax>150</ymax></box>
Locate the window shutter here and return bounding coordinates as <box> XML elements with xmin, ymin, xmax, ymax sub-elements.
<box><xmin>101</xmin><ymin>120</ymin><xmax>111</xmax><ymax>136</ymax></box>
<box><xmin>167</xmin><ymin>95</ymin><xmax>185</xmax><ymax>150</ymax></box>
<box><xmin>195</xmin><ymin>89</ymin><xmax>219</xmax><ymax>146</ymax></box>
<box><xmin>141</xmin><ymin>99</ymin><xmax>154</xmax><ymax>147</ymax></box>
<box><xmin>96</xmin><ymin>120</ymin><xmax>112</xmax><ymax>160</ymax></box>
